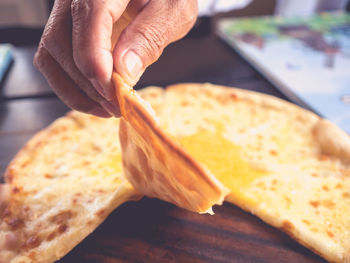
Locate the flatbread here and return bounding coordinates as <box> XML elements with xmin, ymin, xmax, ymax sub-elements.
<box><xmin>158</xmin><ymin>83</ymin><xmax>350</xmax><ymax>263</ymax></box>
<box><xmin>113</xmin><ymin>73</ymin><xmax>229</xmax><ymax>214</ymax></box>
<box><xmin>0</xmin><ymin>112</ymin><xmax>141</xmax><ymax>263</ymax></box>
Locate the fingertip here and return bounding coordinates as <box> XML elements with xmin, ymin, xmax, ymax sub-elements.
<box><xmin>123</xmin><ymin>50</ymin><xmax>143</xmax><ymax>83</ymax></box>
<box><xmin>113</xmin><ymin>48</ymin><xmax>144</xmax><ymax>86</ymax></box>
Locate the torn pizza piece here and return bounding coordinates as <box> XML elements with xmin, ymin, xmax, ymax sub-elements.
<box><xmin>113</xmin><ymin>73</ymin><xmax>229</xmax><ymax>214</ymax></box>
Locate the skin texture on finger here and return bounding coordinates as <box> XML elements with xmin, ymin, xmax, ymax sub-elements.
<box><xmin>113</xmin><ymin>0</ymin><xmax>198</xmax><ymax>86</ymax></box>
<box><xmin>34</xmin><ymin>47</ymin><xmax>111</xmax><ymax>118</ymax></box>
<box><xmin>71</xmin><ymin>0</ymin><xmax>133</xmax><ymax>99</ymax></box>
<box><xmin>40</xmin><ymin>0</ymin><xmax>109</xmax><ymax>103</ymax></box>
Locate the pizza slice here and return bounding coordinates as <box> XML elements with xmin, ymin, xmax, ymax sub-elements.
<box><xmin>0</xmin><ymin>112</ymin><xmax>141</xmax><ymax>263</ymax></box>
<box><xmin>160</xmin><ymin>83</ymin><xmax>350</xmax><ymax>263</ymax></box>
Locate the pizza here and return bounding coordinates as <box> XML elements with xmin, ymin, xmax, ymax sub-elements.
<box><xmin>155</xmin><ymin>83</ymin><xmax>350</xmax><ymax>263</ymax></box>
<box><xmin>0</xmin><ymin>112</ymin><xmax>141</xmax><ymax>263</ymax></box>
<box><xmin>1</xmin><ymin>82</ymin><xmax>349</xmax><ymax>263</ymax></box>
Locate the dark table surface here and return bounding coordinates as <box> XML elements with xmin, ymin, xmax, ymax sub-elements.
<box><xmin>0</xmin><ymin>35</ymin><xmax>326</xmax><ymax>263</ymax></box>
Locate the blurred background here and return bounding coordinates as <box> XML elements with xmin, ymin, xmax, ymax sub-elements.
<box><xmin>0</xmin><ymin>0</ymin><xmax>348</xmax><ymax>45</ymax></box>
<box><xmin>0</xmin><ymin>0</ymin><xmax>349</xmax><ymax>135</ymax></box>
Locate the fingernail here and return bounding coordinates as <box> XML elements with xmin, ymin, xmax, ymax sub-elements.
<box><xmin>100</xmin><ymin>100</ymin><xmax>121</xmax><ymax>117</ymax></box>
<box><xmin>90</xmin><ymin>79</ymin><xmax>115</xmax><ymax>100</ymax></box>
<box><xmin>123</xmin><ymin>50</ymin><xmax>143</xmax><ymax>81</ymax></box>
<box><xmin>88</xmin><ymin>107</ymin><xmax>111</xmax><ymax>118</ymax></box>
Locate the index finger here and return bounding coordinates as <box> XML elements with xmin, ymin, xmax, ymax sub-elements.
<box><xmin>70</xmin><ymin>0</ymin><xmax>130</xmax><ymax>99</ymax></box>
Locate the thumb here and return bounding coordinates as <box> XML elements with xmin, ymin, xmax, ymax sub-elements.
<box><xmin>113</xmin><ymin>0</ymin><xmax>197</xmax><ymax>86</ymax></box>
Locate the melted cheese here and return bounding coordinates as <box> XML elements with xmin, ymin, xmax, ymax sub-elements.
<box><xmin>91</xmin><ymin>154</ymin><xmax>122</xmax><ymax>177</ymax></box>
<box><xmin>179</xmin><ymin>129</ymin><xmax>266</xmax><ymax>206</ymax></box>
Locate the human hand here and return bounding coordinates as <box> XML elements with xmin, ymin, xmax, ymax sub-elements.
<box><xmin>34</xmin><ymin>0</ymin><xmax>198</xmax><ymax>117</ymax></box>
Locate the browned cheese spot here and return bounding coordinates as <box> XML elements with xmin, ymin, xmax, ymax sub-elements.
<box><xmin>343</xmin><ymin>192</ymin><xmax>350</xmax><ymax>198</ymax></box>
<box><xmin>282</xmin><ymin>220</ymin><xmax>295</xmax><ymax>233</ymax></box>
<box><xmin>318</xmin><ymin>154</ymin><xmax>329</xmax><ymax>161</ymax></box>
<box><xmin>6</xmin><ymin>218</ymin><xmax>24</xmax><ymax>230</ymax></box>
<box><xmin>50</xmin><ymin>211</ymin><xmax>73</xmax><ymax>225</ymax></box>
<box><xmin>44</xmin><ymin>173</ymin><xmax>53</xmax><ymax>179</ymax></box>
<box><xmin>335</xmin><ymin>183</ymin><xmax>343</xmax><ymax>189</ymax></box>
<box><xmin>322</xmin><ymin>200</ymin><xmax>335</xmax><ymax>209</ymax></box>
<box><xmin>83</xmin><ymin>161</ymin><xmax>91</xmax><ymax>166</ymax></box>
<box><xmin>230</xmin><ymin>93</ymin><xmax>238</xmax><ymax>101</ymax></box>
<box><xmin>181</xmin><ymin>101</ymin><xmax>189</xmax><ymax>107</ymax></box>
<box><xmin>322</xmin><ymin>185</ymin><xmax>329</xmax><ymax>191</ymax></box>
<box><xmin>47</xmin><ymin>231</ymin><xmax>57</xmax><ymax>241</ymax></box>
<box><xmin>92</xmin><ymin>144</ymin><xmax>102</xmax><ymax>152</ymax></box>
<box><xmin>12</xmin><ymin>187</ymin><xmax>21</xmax><ymax>194</ymax></box>
<box><xmin>311</xmin><ymin>173</ymin><xmax>318</xmax><ymax>178</ymax></box>
<box><xmin>327</xmin><ymin>231</ymin><xmax>334</xmax><ymax>238</ymax></box>
<box><xmin>302</xmin><ymin>219</ymin><xmax>311</xmax><ymax>225</ymax></box>
<box><xmin>309</xmin><ymin>201</ymin><xmax>320</xmax><ymax>208</ymax></box>
<box><xmin>58</xmin><ymin>224</ymin><xmax>68</xmax><ymax>234</ymax></box>
<box><xmin>28</xmin><ymin>251</ymin><xmax>37</xmax><ymax>260</ymax></box>
<box><xmin>269</xmin><ymin>150</ymin><xmax>278</xmax><ymax>156</ymax></box>
<box><xmin>20</xmin><ymin>160</ymin><xmax>30</xmax><ymax>169</ymax></box>
<box><xmin>96</xmin><ymin>209</ymin><xmax>106</xmax><ymax>218</ymax></box>
<box><xmin>25</xmin><ymin>235</ymin><xmax>40</xmax><ymax>249</ymax></box>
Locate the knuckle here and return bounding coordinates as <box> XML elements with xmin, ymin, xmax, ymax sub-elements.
<box><xmin>71</xmin><ymin>0</ymin><xmax>97</xmax><ymax>23</ymax></box>
<box><xmin>73</xmin><ymin>54</ymin><xmax>100</xmax><ymax>80</ymax></box>
<box><xmin>33</xmin><ymin>46</ymin><xmax>48</xmax><ymax>71</ymax></box>
<box><xmin>71</xmin><ymin>0</ymin><xmax>89</xmax><ymax>18</ymax></box>
<box><xmin>134</xmin><ymin>25</ymin><xmax>167</xmax><ymax>62</ymax></box>
<box><xmin>40</xmin><ymin>23</ymin><xmax>64</xmax><ymax>58</ymax></box>
<box><xmin>176</xmin><ymin>0</ymin><xmax>198</xmax><ymax>30</ymax></box>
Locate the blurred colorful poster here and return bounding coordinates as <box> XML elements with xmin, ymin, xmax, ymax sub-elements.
<box><xmin>218</xmin><ymin>12</ymin><xmax>350</xmax><ymax>133</ymax></box>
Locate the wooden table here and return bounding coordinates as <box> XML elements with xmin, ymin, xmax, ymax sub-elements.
<box><xmin>0</xmin><ymin>36</ymin><xmax>326</xmax><ymax>263</ymax></box>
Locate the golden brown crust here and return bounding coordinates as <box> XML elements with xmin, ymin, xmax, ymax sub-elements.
<box><xmin>113</xmin><ymin>73</ymin><xmax>229</xmax><ymax>214</ymax></box>
<box><xmin>313</xmin><ymin>119</ymin><xmax>350</xmax><ymax>164</ymax></box>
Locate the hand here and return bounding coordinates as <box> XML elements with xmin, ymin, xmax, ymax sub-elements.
<box><xmin>34</xmin><ymin>0</ymin><xmax>198</xmax><ymax>117</ymax></box>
